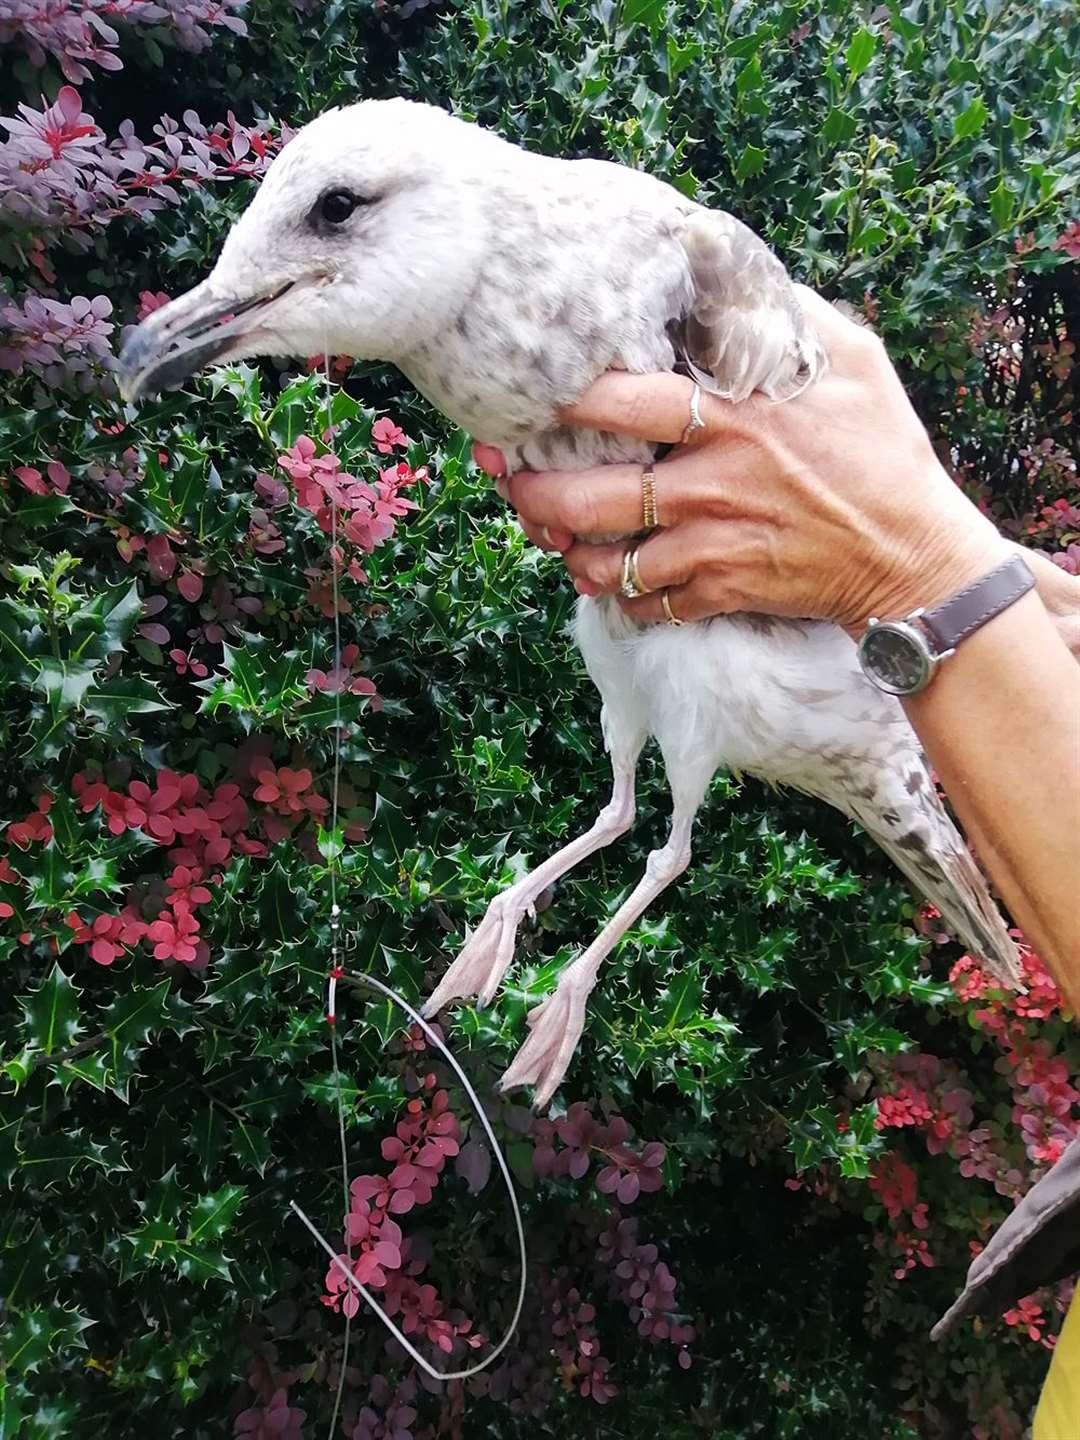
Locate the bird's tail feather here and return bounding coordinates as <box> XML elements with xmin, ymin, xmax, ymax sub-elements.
<box><xmin>869</xmin><ymin>824</ymin><xmax>1022</xmax><ymax>987</ymax></box>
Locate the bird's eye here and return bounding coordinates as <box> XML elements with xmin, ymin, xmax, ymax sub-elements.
<box><xmin>319</xmin><ymin>189</ymin><xmax>361</xmax><ymax>225</ymax></box>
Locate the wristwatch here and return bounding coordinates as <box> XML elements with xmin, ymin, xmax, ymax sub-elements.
<box><xmin>857</xmin><ymin>553</ymin><xmax>1035</xmax><ymax>696</ymax></box>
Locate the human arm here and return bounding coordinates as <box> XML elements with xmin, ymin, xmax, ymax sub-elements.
<box><xmin>902</xmin><ymin>588</ymin><xmax>1079</xmax><ymax>1002</ymax></box>
<box><xmin>1016</xmin><ymin>547</ymin><xmax>1080</xmax><ymax>662</ymax></box>
<box><xmin>482</xmin><ymin>294</ymin><xmax>1080</xmax><ymax>1002</ymax></box>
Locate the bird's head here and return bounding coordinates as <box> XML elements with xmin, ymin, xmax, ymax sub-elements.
<box><xmin>118</xmin><ymin>99</ymin><xmax>495</xmax><ymax>401</ymax></box>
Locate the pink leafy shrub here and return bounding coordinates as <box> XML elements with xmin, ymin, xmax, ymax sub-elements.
<box><xmin>350</xmin><ymin>1373</ymin><xmax>420</xmax><ymax>1440</ymax></box>
<box><xmin>597</xmin><ymin>1216</ymin><xmax>694</xmax><ymax>1366</ymax></box>
<box><xmin>532</xmin><ymin>1100</ymin><xmax>666</xmax><ymax>1203</ymax></box>
<box><xmin>306</xmin><ymin>643</ymin><xmax>379</xmax><ymax>700</ymax></box>
<box><xmin>543</xmin><ymin>1270</ymin><xmax>615</xmax><ymax>1403</ymax></box>
<box><xmin>1</xmin><ymin>86</ymin><xmax>279</xmax><ymax>253</ymax></box>
<box><xmin>0</xmin><ymin>292</ymin><xmax>114</xmax><ymax>388</ymax></box>
<box><xmin>276</xmin><ymin>433</ymin><xmax>424</xmax><ymax>596</ymax></box>
<box><xmin>859</xmin><ymin>939</ymin><xmax>1077</xmax><ymax>1345</ymax></box>
<box><xmin>301</xmin><ymin>1077</ymin><xmax>693</xmax><ymax>1431</ymax></box>
<box><xmin>0</xmin><ymin>84</ymin><xmax>286</xmax><ymax>383</ymax></box>
<box><xmin>323</xmin><ymin>1084</ymin><xmax>483</xmax><ymax>1369</ymax></box>
<box><xmin>1</xmin><ymin>1</ymin><xmax>249</xmax><ymax>84</ymax></box>
<box><xmin>234</xmin><ymin>1385</ymin><xmax>306</xmax><ymax>1440</ymax></box>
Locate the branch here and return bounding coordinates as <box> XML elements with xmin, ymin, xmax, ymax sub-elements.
<box><xmin>30</xmin><ymin>1031</ymin><xmax>107</xmax><ymax>1072</ymax></box>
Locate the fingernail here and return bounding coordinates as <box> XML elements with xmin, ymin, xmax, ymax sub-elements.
<box><xmin>550</xmin><ymin>528</ymin><xmax>573</xmax><ymax>551</ymax></box>
<box><xmin>574</xmin><ymin>578</ymin><xmax>601</xmax><ymax>597</ymax></box>
<box><xmin>495</xmin><ymin>476</ymin><xmax>509</xmax><ymax>501</ymax></box>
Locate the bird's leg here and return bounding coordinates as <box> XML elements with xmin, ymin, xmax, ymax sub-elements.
<box><xmin>498</xmin><ymin>810</ymin><xmax>696</xmax><ymax>1109</ymax></box>
<box><xmin>422</xmin><ymin>744</ymin><xmax>644</xmax><ymax>1018</ymax></box>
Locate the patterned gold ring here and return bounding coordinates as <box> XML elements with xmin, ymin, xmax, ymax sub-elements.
<box><xmin>621</xmin><ymin>545</ymin><xmax>652</xmax><ymax>598</ymax></box>
<box><xmin>661</xmin><ymin>589</ymin><xmax>684</xmax><ymax>627</ymax></box>
<box><xmin>641</xmin><ymin>464</ymin><xmax>658</xmax><ymax>530</ymax></box>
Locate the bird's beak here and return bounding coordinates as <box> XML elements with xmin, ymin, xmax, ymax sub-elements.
<box><xmin>117</xmin><ymin>274</ymin><xmax>310</xmax><ymax>402</ymax></box>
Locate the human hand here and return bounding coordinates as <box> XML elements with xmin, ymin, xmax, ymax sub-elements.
<box><xmin>477</xmin><ymin>289</ymin><xmax>1013</xmax><ymax>634</ymax></box>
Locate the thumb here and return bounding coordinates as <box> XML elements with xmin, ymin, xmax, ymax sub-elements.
<box><xmin>473</xmin><ymin>442</ymin><xmax>507</xmax><ymax>477</ymax></box>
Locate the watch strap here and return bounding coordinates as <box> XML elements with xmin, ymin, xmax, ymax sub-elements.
<box><xmin>919</xmin><ymin>553</ymin><xmax>1035</xmax><ymax>655</ymax></box>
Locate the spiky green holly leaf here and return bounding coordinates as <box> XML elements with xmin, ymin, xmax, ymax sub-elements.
<box><xmin>20</xmin><ymin>965</ymin><xmax>80</xmax><ymax>1055</ymax></box>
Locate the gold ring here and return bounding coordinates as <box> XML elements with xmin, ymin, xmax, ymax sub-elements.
<box><xmin>661</xmin><ymin>589</ymin><xmax>684</xmax><ymax>626</ymax></box>
<box><xmin>621</xmin><ymin>544</ymin><xmax>652</xmax><ymax>598</ymax></box>
<box><xmin>641</xmin><ymin>464</ymin><xmax>658</xmax><ymax>530</ymax></box>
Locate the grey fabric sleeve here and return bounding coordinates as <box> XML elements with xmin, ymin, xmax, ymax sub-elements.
<box><xmin>932</xmin><ymin>1134</ymin><xmax>1080</xmax><ymax>1340</ymax></box>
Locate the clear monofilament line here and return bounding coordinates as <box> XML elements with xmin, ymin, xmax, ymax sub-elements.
<box><xmin>291</xmin><ymin>970</ymin><xmax>528</xmax><ymax>1382</ymax></box>
<box><xmin>321</xmin><ymin>344</ymin><xmax>351</xmax><ymax>1440</ymax></box>
<box><xmin>295</xmin><ymin>350</ymin><xmax>526</xmax><ymax>1413</ymax></box>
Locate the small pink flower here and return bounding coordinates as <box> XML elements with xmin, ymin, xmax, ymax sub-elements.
<box><xmin>372</xmin><ymin>416</ymin><xmax>408</xmax><ymax>453</ymax></box>
<box><xmin>7</xmin><ymin>796</ymin><xmax>54</xmax><ymax>848</ymax></box>
<box><xmin>137</xmin><ymin>290</ymin><xmax>171</xmax><ymax>321</ymax></box>
<box><xmin>147</xmin><ymin>908</ymin><xmax>201</xmax><ymax>964</ymax></box>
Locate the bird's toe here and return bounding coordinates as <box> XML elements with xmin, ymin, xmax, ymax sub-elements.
<box><xmin>423</xmin><ymin>898</ymin><xmax>524</xmax><ymax>1013</ymax></box>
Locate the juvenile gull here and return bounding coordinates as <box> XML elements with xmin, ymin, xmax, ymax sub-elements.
<box><xmin>119</xmin><ymin>99</ymin><xmax>1020</xmax><ymax>1107</ymax></box>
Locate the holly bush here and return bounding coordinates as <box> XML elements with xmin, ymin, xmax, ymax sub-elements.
<box><xmin>1</xmin><ymin>3</ymin><xmax>1077</xmax><ymax>1438</ymax></box>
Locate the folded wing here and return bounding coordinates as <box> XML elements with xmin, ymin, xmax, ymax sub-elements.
<box><xmin>677</xmin><ymin>207</ymin><xmax>825</xmax><ymax>403</ymax></box>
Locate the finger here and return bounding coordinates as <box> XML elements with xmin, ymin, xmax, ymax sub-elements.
<box><xmin>562</xmin><ymin>527</ymin><xmax>698</xmax><ymax>597</ymax></box>
<box><xmin>560</xmin><ymin>540</ymin><xmax>624</xmax><ymax>596</ymax></box>
<box><xmin>617</xmin><ymin>579</ymin><xmax>736</xmax><ymax>626</ymax></box>
<box><xmin>473</xmin><ymin>441</ymin><xmax>507</xmax><ymax>477</ymax></box>
<box><xmin>559</xmin><ymin>371</ymin><xmax>730</xmax><ymax>446</ymax></box>
<box><xmin>519</xmin><ymin>517</ymin><xmax>573</xmax><ymax>553</ymax></box>
<box><xmin>505</xmin><ymin>461</ymin><xmax>659</xmax><ymax>537</ymax></box>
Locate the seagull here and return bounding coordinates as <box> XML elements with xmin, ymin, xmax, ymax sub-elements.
<box><xmin>119</xmin><ymin>98</ymin><xmax>1020</xmax><ymax>1108</ymax></box>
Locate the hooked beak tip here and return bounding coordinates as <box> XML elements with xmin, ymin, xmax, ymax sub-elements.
<box><xmin>116</xmin><ymin>277</ymin><xmax>301</xmax><ymax>402</ymax></box>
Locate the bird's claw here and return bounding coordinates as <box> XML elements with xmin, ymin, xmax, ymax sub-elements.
<box><xmin>497</xmin><ymin>967</ymin><xmax>592</xmax><ymax>1110</ymax></box>
<box><xmin>421</xmin><ymin>894</ymin><xmax>524</xmax><ymax>1018</ymax></box>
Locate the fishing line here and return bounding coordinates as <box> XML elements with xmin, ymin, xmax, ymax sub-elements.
<box><xmin>290</xmin><ymin>970</ymin><xmax>528</xmax><ymax>1381</ymax></box>
<box><xmin>287</xmin><ymin>350</ymin><xmax>527</xmax><ymax>1426</ymax></box>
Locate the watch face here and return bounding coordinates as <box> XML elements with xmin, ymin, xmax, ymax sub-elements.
<box><xmin>859</xmin><ymin>624</ymin><xmax>931</xmax><ymax>695</ymax></box>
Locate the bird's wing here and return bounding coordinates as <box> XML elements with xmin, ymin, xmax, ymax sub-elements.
<box><xmin>819</xmin><ymin>754</ymin><xmax>1021</xmax><ymax>986</ymax></box>
<box><xmin>872</xmin><ymin>818</ymin><xmax>1021</xmax><ymax>987</ymax></box>
<box><xmin>676</xmin><ymin>207</ymin><xmax>825</xmax><ymax>403</ymax></box>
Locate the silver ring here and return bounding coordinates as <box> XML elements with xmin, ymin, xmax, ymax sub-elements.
<box><xmin>680</xmin><ymin>382</ymin><xmax>705</xmax><ymax>444</ymax></box>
